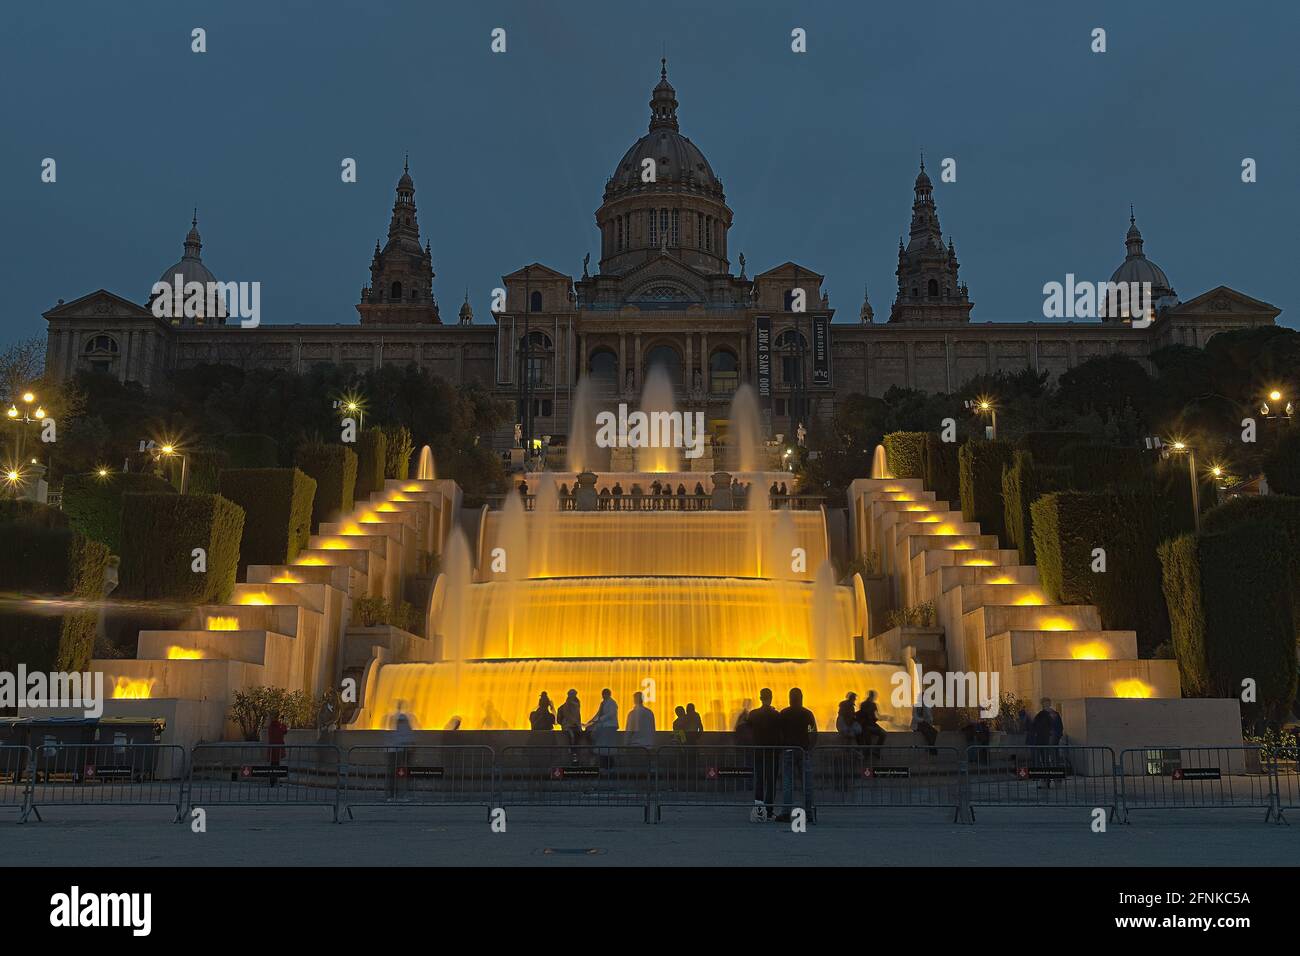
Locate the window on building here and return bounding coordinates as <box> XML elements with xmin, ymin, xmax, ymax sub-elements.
<box><xmin>649</xmin><ymin>209</ymin><xmax>658</xmax><ymax>247</ymax></box>
<box><xmin>928</xmin><ymin>278</ymin><xmax>939</xmax><ymax>297</ymax></box>
<box><xmin>671</xmin><ymin>209</ymin><xmax>680</xmax><ymax>246</ymax></box>
<box><xmin>705</xmin><ymin>217</ymin><xmax>713</xmax><ymax>252</ymax></box>
<box><xmin>644</xmin><ymin>344</ymin><xmax>682</xmax><ymax>384</ymax></box>
<box><xmin>531</xmin><ymin>398</ymin><xmax>553</xmax><ymax>418</ymax></box>
<box><xmin>617</xmin><ymin>216</ymin><xmax>624</xmax><ymax>251</ymax></box>
<box><xmin>709</xmin><ymin>349</ymin><xmax>738</xmax><ymax>395</ymax></box>
<box><xmin>775</xmin><ymin>398</ymin><xmax>788</xmax><ymax>417</ymax></box>
<box><xmin>660</xmin><ymin>209</ymin><xmax>669</xmax><ymax>242</ymax></box>
<box><xmin>529</xmin><ymin>291</ymin><xmax>543</xmax><ymax>312</ymax></box>
<box><xmin>697</xmin><ymin>212</ymin><xmax>704</xmax><ymax>249</ymax></box>
<box><xmin>390</xmin><ymin>281</ymin><xmax>402</xmax><ymax>301</ymax></box>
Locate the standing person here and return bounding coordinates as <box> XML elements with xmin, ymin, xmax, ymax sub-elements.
<box><xmin>684</xmin><ymin>703</ymin><xmax>704</xmax><ymax>743</ymax></box>
<box><xmin>529</xmin><ymin>692</ymin><xmax>556</xmax><ymax>731</ymax></box>
<box><xmin>777</xmin><ymin>687</ymin><xmax>818</xmax><ymax>821</ymax></box>
<box><xmin>671</xmin><ymin>705</ymin><xmax>689</xmax><ymax>743</ymax></box>
<box><xmin>1032</xmin><ymin>697</ymin><xmax>1064</xmax><ymax>785</ymax></box>
<box><xmin>734</xmin><ymin>698</ymin><xmax>755</xmax><ymax>748</ymax></box>
<box><xmin>588</xmin><ymin>688</ymin><xmax>619</xmax><ymax>767</ymax></box>
<box><xmin>857</xmin><ymin>689</ymin><xmax>887</xmax><ymax>760</ymax></box>
<box><xmin>267</xmin><ymin>711</ymin><xmax>288</xmax><ymax>773</ymax></box>
<box><xmin>624</xmin><ymin>691</ymin><xmax>657</xmax><ymax>749</ymax></box>
<box><xmin>912</xmin><ymin>698</ymin><xmax>939</xmax><ymax>756</ymax></box>
<box><xmin>836</xmin><ymin>691</ymin><xmax>860</xmax><ymax>745</ymax></box>
<box><xmin>557</xmin><ymin>689</ymin><xmax>584</xmax><ymax>762</ymax></box>
<box><xmin>747</xmin><ymin>688</ymin><xmax>782</xmax><ymax>822</ymax></box>
<box><xmin>388</xmin><ymin>701</ymin><xmax>414</xmax><ymax>797</ymax></box>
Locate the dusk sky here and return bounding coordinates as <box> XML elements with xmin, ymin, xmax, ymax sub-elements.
<box><xmin>3</xmin><ymin>0</ymin><xmax>1297</xmax><ymax>342</ymax></box>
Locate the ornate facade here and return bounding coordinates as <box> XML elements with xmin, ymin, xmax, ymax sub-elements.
<box><xmin>43</xmin><ymin>64</ymin><xmax>1281</xmax><ymax>450</ymax></box>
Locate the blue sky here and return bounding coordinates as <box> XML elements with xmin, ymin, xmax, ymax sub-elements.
<box><xmin>2</xmin><ymin>0</ymin><xmax>1296</xmax><ymax>341</ymax></box>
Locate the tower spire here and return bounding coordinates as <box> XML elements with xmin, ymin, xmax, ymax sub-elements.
<box><xmin>649</xmin><ymin>58</ymin><xmax>679</xmax><ymax>131</ymax></box>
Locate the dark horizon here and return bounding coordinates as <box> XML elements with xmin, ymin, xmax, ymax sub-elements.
<box><xmin>3</xmin><ymin>0</ymin><xmax>1296</xmax><ymax>343</ymax></box>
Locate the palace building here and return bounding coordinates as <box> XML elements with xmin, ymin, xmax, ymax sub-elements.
<box><xmin>43</xmin><ymin>62</ymin><xmax>1280</xmax><ymax>451</ymax></box>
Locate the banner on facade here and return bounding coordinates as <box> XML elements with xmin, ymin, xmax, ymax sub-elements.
<box><xmin>755</xmin><ymin>315</ymin><xmax>772</xmax><ymax>399</ymax></box>
<box><xmin>812</xmin><ymin>315</ymin><xmax>830</xmax><ymax>386</ymax></box>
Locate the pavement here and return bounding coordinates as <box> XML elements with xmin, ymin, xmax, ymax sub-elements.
<box><xmin>5</xmin><ymin>804</ymin><xmax>1295</xmax><ymax>866</ymax></box>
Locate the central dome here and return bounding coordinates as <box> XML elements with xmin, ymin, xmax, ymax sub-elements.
<box><xmin>604</xmin><ymin>61</ymin><xmax>724</xmax><ymax>202</ymax></box>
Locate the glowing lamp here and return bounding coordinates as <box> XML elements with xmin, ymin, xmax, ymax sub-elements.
<box><xmin>112</xmin><ymin>677</ymin><xmax>155</xmax><ymax>699</ymax></box>
<box><xmin>1070</xmin><ymin>641</ymin><xmax>1109</xmax><ymax>660</ymax></box>
<box><xmin>205</xmin><ymin>616</ymin><xmax>240</xmax><ymax>630</ymax></box>
<box><xmin>166</xmin><ymin>646</ymin><xmax>205</xmax><ymax>660</ymax></box>
<box><xmin>1111</xmin><ymin>678</ymin><xmax>1153</xmax><ymax>699</ymax></box>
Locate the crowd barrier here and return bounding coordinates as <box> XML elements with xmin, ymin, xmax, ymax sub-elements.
<box><xmin>1116</xmin><ymin>746</ymin><xmax>1276</xmax><ymax>822</ymax></box>
<box><xmin>812</xmin><ymin>745</ymin><xmax>964</xmax><ymax>821</ymax></box>
<box><xmin>2</xmin><ymin>740</ymin><xmax>1292</xmax><ymax>825</ymax></box>
<box><xmin>963</xmin><ymin>746</ymin><xmax>1118</xmax><ymax>822</ymax></box>
<box><xmin>188</xmin><ymin>744</ymin><xmax>343</xmax><ymax>822</ymax></box>
<box><xmin>497</xmin><ymin>746</ymin><xmax>654</xmax><ymax>822</ymax></box>
<box><xmin>343</xmin><ymin>745</ymin><xmax>495</xmax><ymax>819</ymax></box>
<box><xmin>27</xmin><ymin>742</ymin><xmax>187</xmax><ymax>822</ymax></box>
<box><xmin>0</xmin><ymin>745</ymin><xmax>34</xmax><ymax>821</ymax></box>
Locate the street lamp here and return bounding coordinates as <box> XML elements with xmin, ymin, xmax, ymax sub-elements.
<box><xmin>156</xmin><ymin>442</ymin><xmax>188</xmax><ymax>494</ymax></box>
<box><xmin>965</xmin><ymin>395</ymin><xmax>998</xmax><ymax>440</ymax></box>
<box><xmin>1165</xmin><ymin>438</ymin><xmax>1200</xmax><ymax>532</ymax></box>
<box><xmin>1260</xmin><ymin>387</ymin><xmax>1293</xmax><ymax>422</ymax></box>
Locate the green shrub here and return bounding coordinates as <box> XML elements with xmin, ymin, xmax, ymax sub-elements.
<box><xmin>1264</xmin><ymin>427</ymin><xmax>1300</xmax><ymax>495</ymax></box>
<box><xmin>923</xmin><ymin>433</ymin><xmax>961</xmax><ymax>505</ymax></box>
<box><xmin>1002</xmin><ymin>451</ymin><xmax>1069</xmax><ymax>565</ymax></box>
<box><xmin>62</xmin><ymin>472</ymin><xmax>175</xmax><ymax>553</ymax></box>
<box><xmin>294</xmin><ymin>442</ymin><xmax>358</xmax><ymax>526</ymax></box>
<box><xmin>1060</xmin><ymin>443</ymin><xmax>1148</xmax><ymax>491</ymax></box>
<box><xmin>1202</xmin><ymin>495</ymin><xmax>1300</xmax><ymax>639</ymax></box>
<box><xmin>1016</xmin><ymin>431</ymin><xmax>1091</xmax><ymax>466</ymax></box>
<box><xmin>0</xmin><ymin>524</ymin><xmax>109</xmax><ymax>672</ymax></box>
<box><xmin>117</xmin><ymin>493</ymin><xmax>244</xmax><ymax>603</ymax></box>
<box><xmin>882</xmin><ymin>432</ymin><xmax>927</xmax><ymax>479</ymax></box>
<box><xmin>382</xmin><ymin>424</ymin><xmax>414</xmax><ymax>481</ymax></box>
<box><xmin>958</xmin><ymin>439</ymin><xmax>1014</xmax><ymax>543</ymax></box>
<box><xmin>1160</xmin><ymin>523</ymin><xmax>1297</xmax><ymax>719</ymax></box>
<box><xmin>217</xmin><ymin>468</ymin><xmax>317</xmax><ymax>572</ymax></box>
<box><xmin>224</xmin><ymin>433</ymin><xmax>280</xmax><ymax>469</ymax></box>
<box><xmin>351</xmin><ymin>596</ymin><xmax>417</xmax><ymax>632</ymax></box>
<box><xmin>353</xmin><ymin>427</ymin><xmax>388</xmax><ymax>503</ymax></box>
<box><xmin>1032</xmin><ymin>491</ymin><xmax>1178</xmax><ymax>655</ymax></box>
<box><xmin>187</xmin><ymin>449</ymin><xmax>230</xmax><ymax>495</ymax></box>
<box><xmin>0</xmin><ymin>499</ymin><xmax>68</xmax><ymax>528</ymax></box>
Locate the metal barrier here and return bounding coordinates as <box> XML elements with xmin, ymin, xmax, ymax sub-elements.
<box><xmin>1117</xmin><ymin>746</ymin><xmax>1276</xmax><ymax>822</ymax></box>
<box><xmin>963</xmin><ymin>746</ymin><xmax>1118</xmax><ymax>821</ymax></box>
<box><xmin>653</xmin><ymin>745</ymin><xmax>799</xmax><ymax>821</ymax></box>
<box><xmin>0</xmin><ymin>745</ymin><xmax>34</xmax><ymax>822</ymax></box>
<box><xmin>26</xmin><ymin>742</ymin><xmax>187</xmax><ymax>822</ymax></box>
<box><xmin>811</xmin><ymin>745</ymin><xmax>964</xmax><ymax>821</ymax></box>
<box><xmin>1273</xmin><ymin>746</ymin><xmax>1298</xmax><ymax>822</ymax></box>
<box><xmin>188</xmin><ymin>744</ymin><xmax>343</xmax><ymax>822</ymax></box>
<box><xmin>343</xmin><ymin>745</ymin><xmax>496</xmax><ymax>819</ymax></box>
<box><xmin>497</xmin><ymin>746</ymin><xmax>653</xmax><ymax>822</ymax></box>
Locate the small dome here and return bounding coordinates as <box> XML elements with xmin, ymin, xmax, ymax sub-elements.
<box><xmin>154</xmin><ymin>214</ymin><xmax>218</xmax><ymax>291</ymax></box>
<box><xmin>1109</xmin><ymin>211</ymin><xmax>1177</xmax><ymax>309</ymax></box>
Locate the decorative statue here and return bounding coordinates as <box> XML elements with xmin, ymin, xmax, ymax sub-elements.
<box><xmin>738</xmin><ymin>252</ymin><xmax>746</xmax><ymax>278</ymax></box>
<box><xmin>796</xmin><ymin>422</ymin><xmax>807</xmax><ymax>447</ymax></box>
<box><xmin>582</xmin><ymin>253</ymin><xmax>590</xmax><ymax>278</ymax></box>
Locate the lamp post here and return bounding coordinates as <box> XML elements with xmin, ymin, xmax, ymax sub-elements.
<box><xmin>1260</xmin><ymin>387</ymin><xmax>1294</xmax><ymax>426</ymax></box>
<box><xmin>159</xmin><ymin>443</ymin><xmax>188</xmax><ymax>495</ymax></box>
<box><xmin>965</xmin><ymin>396</ymin><xmax>997</xmax><ymax>440</ymax></box>
<box><xmin>1167</xmin><ymin>439</ymin><xmax>1199</xmax><ymax>532</ymax></box>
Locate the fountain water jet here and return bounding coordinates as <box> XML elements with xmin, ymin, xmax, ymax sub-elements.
<box><xmin>728</xmin><ymin>384</ymin><xmax>764</xmax><ymax>472</ymax></box>
<box><xmin>637</xmin><ymin>365</ymin><xmax>681</xmax><ymax>473</ymax></box>
<box><xmin>417</xmin><ymin>445</ymin><xmax>436</xmax><ymax>480</ymax></box>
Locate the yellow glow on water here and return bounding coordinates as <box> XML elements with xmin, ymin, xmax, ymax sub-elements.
<box><xmin>294</xmin><ymin>556</ymin><xmax>325</xmax><ymax>566</ymax></box>
<box><xmin>1013</xmin><ymin>593</ymin><xmax>1048</xmax><ymax>606</ymax></box>
<box><xmin>1071</xmin><ymin>641</ymin><xmax>1110</xmax><ymax>660</ymax></box>
<box><xmin>272</xmin><ymin>572</ymin><xmax>301</xmax><ymax>584</ymax></box>
<box><xmin>1112</xmin><ymin>678</ymin><xmax>1153</xmax><ymax>698</ymax></box>
<box><xmin>365</xmin><ymin>659</ymin><xmax>906</xmax><ymax>733</ymax></box>
<box><xmin>112</xmin><ymin>677</ymin><xmax>155</xmax><ymax>699</ymax></box>
<box><xmin>206</xmin><ymin>616</ymin><xmax>240</xmax><ymax>630</ymax></box>
<box><xmin>238</xmin><ymin>592</ymin><xmax>273</xmax><ymax>607</ymax></box>
<box><xmin>166</xmin><ymin>646</ymin><xmax>204</xmax><ymax>660</ymax></box>
<box><xmin>1038</xmin><ymin>616</ymin><xmax>1077</xmax><ymax>631</ymax></box>
<box><xmin>962</xmin><ymin>559</ymin><xmax>995</xmax><ymax>567</ymax></box>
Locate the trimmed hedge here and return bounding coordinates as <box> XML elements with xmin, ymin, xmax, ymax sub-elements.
<box><xmin>0</xmin><ymin>499</ymin><xmax>68</xmax><ymax>528</ymax></box>
<box><xmin>1202</xmin><ymin>495</ymin><xmax>1300</xmax><ymax>639</ymax></box>
<box><xmin>883</xmin><ymin>432</ymin><xmax>927</xmax><ymax>479</ymax></box>
<box><xmin>382</xmin><ymin>424</ymin><xmax>414</xmax><ymax>481</ymax></box>
<box><xmin>959</xmin><ymin>439</ymin><xmax>1015</xmax><ymax>544</ymax></box>
<box><xmin>224</xmin><ymin>433</ymin><xmax>280</xmax><ymax>469</ymax></box>
<box><xmin>187</xmin><ymin>449</ymin><xmax>230</xmax><ymax>495</ymax></box>
<box><xmin>923</xmin><ymin>433</ymin><xmax>961</xmax><ymax>506</ymax></box>
<box><xmin>1161</xmin><ymin>522</ymin><xmax>1297</xmax><ymax>718</ymax></box>
<box><xmin>294</xmin><ymin>442</ymin><xmax>358</xmax><ymax>526</ymax></box>
<box><xmin>62</xmin><ymin>471</ymin><xmax>176</xmax><ymax>553</ymax></box>
<box><xmin>353</xmin><ymin>427</ymin><xmax>388</xmax><ymax>503</ymax></box>
<box><xmin>117</xmin><ymin>493</ymin><xmax>244</xmax><ymax>603</ymax></box>
<box><xmin>1032</xmin><ymin>491</ymin><xmax>1178</xmax><ymax>655</ymax></box>
<box><xmin>1017</xmin><ymin>431</ymin><xmax>1091</xmax><ymax>466</ymax></box>
<box><xmin>0</xmin><ymin>523</ymin><xmax>110</xmax><ymax>672</ymax></box>
<box><xmin>1001</xmin><ymin>451</ymin><xmax>1069</xmax><ymax>565</ymax></box>
<box><xmin>1264</xmin><ymin>427</ymin><xmax>1300</xmax><ymax>495</ymax></box>
<box><xmin>218</xmin><ymin>468</ymin><xmax>317</xmax><ymax>572</ymax></box>
<box><xmin>1060</xmin><ymin>443</ymin><xmax>1148</xmax><ymax>491</ymax></box>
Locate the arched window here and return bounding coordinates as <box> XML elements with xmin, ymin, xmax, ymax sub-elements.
<box><xmin>617</xmin><ymin>216</ymin><xmax>624</xmax><ymax>251</ymax></box>
<box><xmin>709</xmin><ymin>349</ymin><xmax>739</xmax><ymax>395</ymax></box>
<box><xmin>928</xmin><ymin>278</ymin><xmax>939</xmax><ymax>297</ymax></box>
<box><xmin>588</xmin><ymin>347</ymin><xmax>618</xmax><ymax>384</ymax></box>
<box><xmin>83</xmin><ymin>334</ymin><xmax>120</xmax><ymax>376</ymax></box>
<box><xmin>84</xmin><ymin>334</ymin><xmax>120</xmax><ymax>355</ymax></box>
<box><xmin>518</xmin><ymin>330</ymin><xmax>553</xmax><ymax>386</ymax></box>
<box><xmin>775</xmin><ymin>329</ymin><xmax>808</xmax><ymax>386</ymax></box>
<box><xmin>529</xmin><ymin>291</ymin><xmax>543</xmax><ymax>312</ymax></box>
<box><xmin>390</xmin><ymin>281</ymin><xmax>402</xmax><ymax>301</ymax></box>
<box><xmin>648</xmin><ymin>209</ymin><xmax>658</xmax><ymax>247</ymax></box>
<box><xmin>643</xmin><ymin>344</ymin><xmax>683</xmax><ymax>384</ymax></box>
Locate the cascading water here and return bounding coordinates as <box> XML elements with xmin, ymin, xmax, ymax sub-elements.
<box><xmin>565</xmin><ymin>377</ymin><xmax>598</xmax><ymax>473</ymax></box>
<box><xmin>728</xmin><ymin>384</ymin><xmax>764</xmax><ymax>473</ymax></box>
<box><xmin>417</xmin><ymin>445</ymin><xmax>436</xmax><ymax>480</ymax></box>
<box><xmin>637</xmin><ymin>365</ymin><xmax>681</xmax><ymax>473</ymax></box>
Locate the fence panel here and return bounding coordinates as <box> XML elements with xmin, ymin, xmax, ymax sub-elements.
<box><xmin>653</xmin><ymin>745</ymin><xmax>801</xmax><ymax>821</ymax></box>
<box><xmin>498</xmin><ymin>746</ymin><xmax>652</xmax><ymax>821</ymax></box>
<box><xmin>811</xmin><ymin>745</ymin><xmax>963</xmax><ymax>819</ymax></box>
<box><xmin>963</xmin><ymin>745</ymin><xmax>1117</xmax><ymax>820</ymax></box>
<box><xmin>1274</xmin><ymin>745</ymin><xmax>1299</xmax><ymax>820</ymax></box>
<box><xmin>25</xmin><ymin>742</ymin><xmax>186</xmax><ymax>821</ymax></box>
<box><xmin>1117</xmin><ymin>746</ymin><xmax>1275</xmax><ymax>822</ymax></box>
<box><xmin>343</xmin><ymin>745</ymin><xmax>495</xmax><ymax>818</ymax></box>
<box><xmin>0</xmin><ymin>745</ymin><xmax>34</xmax><ymax>822</ymax></box>
<box><xmin>188</xmin><ymin>743</ymin><xmax>342</xmax><ymax>821</ymax></box>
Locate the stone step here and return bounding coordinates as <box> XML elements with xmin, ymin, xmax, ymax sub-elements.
<box><xmin>247</xmin><ymin>562</ymin><xmax>354</xmax><ymax>592</ymax></box>
<box><xmin>1009</xmin><ymin>658</ymin><xmax>1181</xmax><ymax>702</ymax></box>
<box><xmin>231</xmin><ymin>581</ymin><xmax>339</xmax><ymax>616</ymax></box>
<box><xmin>136</xmin><ymin>628</ymin><xmax>293</xmax><ymax>666</ymax></box>
<box><xmin>907</xmin><ymin>534</ymin><xmax>1001</xmax><ymax>559</ymax></box>
<box><xmin>94</xmin><ymin>657</ymin><xmax>266</xmax><ymax>704</ymax></box>
<box><xmin>931</xmin><ymin>564</ymin><xmax>1040</xmax><ymax>595</ymax></box>
<box><xmin>988</xmin><ymin>629</ymin><xmax>1139</xmax><ymax>667</ymax></box>
<box><xmin>954</xmin><ymin>604</ymin><xmax>1103</xmax><ymax>674</ymax></box>
<box><xmin>918</xmin><ymin>548</ymin><xmax>1021</xmax><ymax>574</ymax></box>
<box><xmin>186</xmin><ymin>603</ymin><xmax>319</xmax><ymax>639</ymax></box>
<box><xmin>948</xmin><ymin>582</ymin><xmax>1051</xmax><ymax>615</ymax></box>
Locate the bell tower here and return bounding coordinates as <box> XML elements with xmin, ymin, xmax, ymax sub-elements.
<box><xmin>357</xmin><ymin>158</ymin><xmax>440</xmax><ymax>325</ymax></box>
